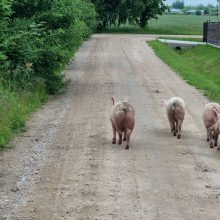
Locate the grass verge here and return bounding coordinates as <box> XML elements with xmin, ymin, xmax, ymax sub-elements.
<box><xmin>0</xmin><ymin>85</ymin><xmax>47</xmax><ymax>149</ymax></box>
<box><xmin>148</xmin><ymin>40</ymin><xmax>220</xmax><ymax>102</ymax></box>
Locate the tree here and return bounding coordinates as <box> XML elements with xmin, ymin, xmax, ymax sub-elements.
<box><xmin>195</xmin><ymin>10</ymin><xmax>201</xmax><ymax>15</ymax></box>
<box><xmin>91</xmin><ymin>0</ymin><xmax>121</xmax><ymax>28</ymax></box>
<box><xmin>136</xmin><ymin>0</ymin><xmax>167</xmax><ymax>28</ymax></box>
<box><xmin>172</xmin><ymin>0</ymin><xmax>184</xmax><ymax>9</ymax></box>
<box><xmin>207</xmin><ymin>3</ymin><xmax>214</xmax><ymax>8</ymax></box>
<box><xmin>92</xmin><ymin>0</ymin><xmax>167</xmax><ymax>28</ymax></box>
<box><xmin>196</xmin><ymin>4</ymin><xmax>205</xmax><ymax>10</ymax></box>
<box><xmin>204</xmin><ymin>8</ymin><xmax>209</xmax><ymax>14</ymax></box>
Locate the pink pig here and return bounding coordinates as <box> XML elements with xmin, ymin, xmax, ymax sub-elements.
<box><xmin>110</xmin><ymin>97</ymin><xmax>135</xmax><ymax>150</ymax></box>
<box><xmin>209</xmin><ymin>107</ymin><xmax>220</xmax><ymax>149</ymax></box>
<box><xmin>202</xmin><ymin>102</ymin><xmax>220</xmax><ymax>143</ymax></box>
<box><xmin>164</xmin><ymin>97</ymin><xmax>186</xmax><ymax>139</ymax></box>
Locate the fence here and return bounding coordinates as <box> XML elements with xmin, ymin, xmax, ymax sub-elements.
<box><xmin>203</xmin><ymin>21</ymin><xmax>220</xmax><ymax>46</ymax></box>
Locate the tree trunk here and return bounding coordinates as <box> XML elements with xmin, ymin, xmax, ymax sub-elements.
<box><xmin>139</xmin><ymin>8</ymin><xmax>147</xmax><ymax>28</ymax></box>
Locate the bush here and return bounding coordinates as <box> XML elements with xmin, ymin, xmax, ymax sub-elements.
<box><xmin>0</xmin><ymin>0</ymin><xmax>97</xmax><ymax>94</ymax></box>
<box><xmin>196</xmin><ymin>10</ymin><xmax>202</xmax><ymax>15</ymax></box>
<box><xmin>0</xmin><ymin>0</ymin><xmax>97</xmax><ymax>148</ymax></box>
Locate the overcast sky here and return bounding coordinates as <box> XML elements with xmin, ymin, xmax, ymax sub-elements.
<box><xmin>165</xmin><ymin>0</ymin><xmax>218</xmax><ymax>6</ymax></box>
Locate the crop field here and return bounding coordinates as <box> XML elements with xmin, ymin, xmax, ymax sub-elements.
<box><xmin>104</xmin><ymin>14</ymin><xmax>218</xmax><ymax>35</ymax></box>
<box><xmin>148</xmin><ymin>14</ymin><xmax>218</xmax><ymax>34</ymax></box>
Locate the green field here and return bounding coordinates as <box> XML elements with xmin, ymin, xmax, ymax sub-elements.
<box><xmin>148</xmin><ymin>41</ymin><xmax>220</xmax><ymax>102</ymax></box>
<box><xmin>103</xmin><ymin>14</ymin><xmax>218</xmax><ymax>35</ymax></box>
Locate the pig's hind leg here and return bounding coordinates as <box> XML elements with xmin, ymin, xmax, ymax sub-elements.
<box><xmin>125</xmin><ymin>129</ymin><xmax>132</xmax><ymax>150</ymax></box>
<box><xmin>123</xmin><ymin>130</ymin><xmax>127</xmax><ymax>141</ymax></box>
<box><xmin>168</xmin><ymin>117</ymin><xmax>176</xmax><ymax>136</ymax></box>
<box><xmin>118</xmin><ymin>130</ymin><xmax>123</xmax><ymax>145</ymax></box>
<box><xmin>214</xmin><ymin>132</ymin><xmax>219</xmax><ymax>147</ymax></box>
<box><xmin>111</xmin><ymin>121</ymin><xmax>116</xmax><ymax>144</ymax></box>
<box><xmin>176</xmin><ymin>119</ymin><xmax>183</xmax><ymax>139</ymax></box>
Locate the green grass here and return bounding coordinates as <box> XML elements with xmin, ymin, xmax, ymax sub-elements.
<box><xmin>0</xmin><ymin>86</ymin><xmax>47</xmax><ymax>149</ymax></box>
<box><xmin>148</xmin><ymin>40</ymin><xmax>220</xmax><ymax>102</ymax></box>
<box><xmin>102</xmin><ymin>14</ymin><xmax>218</xmax><ymax>35</ymax></box>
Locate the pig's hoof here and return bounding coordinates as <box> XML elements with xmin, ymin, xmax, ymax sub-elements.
<box><xmin>214</xmin><ymin>142</ymin><xmax>218</xmax><ymax>147</ymax></box>
<box><xmin>112</xmin><ymin>138</ymin><xmax>116</xmax><ymax>144</ymax></box>
<box><xmin>118</xmin><ymin>140</ymin><xmax>122</xmax><ymax>145</ymax></box>
<box><xmin>177</xmin><ymin>134</ymin><xmax>181</xmax><ymax>139</ymax></box>
<box><xmin>207</xmin><ymin>138</ymin><xmax>209</xmax><ymax>141</ymax></box>
<box><xmin>125</xmin><ymin>145</ymin><xmax>129</xmax><ymax>150</ymax></box>
<box><xmin>210</xmin><ymin>143</ymin><xmax>214</xmax><ymax>148</ymax></box>
<box><xmin>123</xmin><ymin>137</ymin><xmax>126</xmax><ymax>141</ymax></box>
<box><xmin>173</xmin><ymin>132</ymin><xmax>176</xmax><ymax>136</ymax></box>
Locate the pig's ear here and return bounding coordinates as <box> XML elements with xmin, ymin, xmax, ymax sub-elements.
<box><xmin>111</xmin><ymin>97</ymin><xmax>115</xmax><ymax>105</ymax></box>
<box><xmin>163</xmin><ymin>100</ymin><xmax>168</xmax><ymax>107</ymax></box>
<box><xmin>212</xmin><ymin>107</ymin><xmax>220</xmax><ymax>118</ymax></box>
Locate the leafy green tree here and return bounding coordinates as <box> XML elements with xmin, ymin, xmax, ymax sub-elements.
<box><xmin>136</xmin><ymin>0</ymin><xmax>167</xmax><ymax>28</ymax></box>
<box><xmin>0</xmin><ymin>0</ymin><xmax>12</xmax><ymax>17</ymax></box>
<box><xmin>11</xmin><ymin>0</ymin><xmax>53</xmax><ymax>18</ymax></box>
<box><xmin>92</xmin><ymin>0</ymin><xmax>121</xmax><ymax>28</ymax></box>
<box><xmin>0</xmin><ymin>0</ymin><xmax>97</xmax><ymax>93</ymax></box>
<box><xmin>172</xmin><ymin>0</ymin><xmax>184</xmax><ymax>9</ymax></box>
<box><xmin>196</xmin><ymin>10</ymin><xmax>201</xmax><ymax>15</ymax></box>
<box><xmin>196</xmin><ymin>4</ymin><xmax>205</xmax><ymax>10</ymax></box>
<box><xmin>204</xmin><ymin>8</ymin><xmax>209</xmax><ymax>14</ymax></box>
<box><xmin>0</xmin><ymin>1</ymin><xmax>12</xmax><ymax>78</ymax></box>
<box><xmin>92</xmin><ymin>0</ymin><xmax>167</xmax><ymax>28</ymax></box>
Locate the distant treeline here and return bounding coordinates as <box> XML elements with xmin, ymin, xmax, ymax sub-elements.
<box><xmin>168</xmin><ymin>0</ymin><xmax>218</xmax><ymax>16</ymax></box>
<box><xmin>92</xmin><ymin>0</ymin><xmax>167</xmax><ymax>28</ymax></box>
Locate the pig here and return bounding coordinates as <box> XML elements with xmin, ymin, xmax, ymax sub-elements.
<box><xmin>202</xmin><ymin>102</ymin><xmax>220</xmax><ymax>143</ymax></box>
<box><xmin>110</xmin><ymin>97</ymin><xmax>135</xmax><ymax>150</ymax></box>
<box><xmin>209</xmin><ymin>107</ymin><xmax>220</xmax><ymax>149</ymax></box>
<box><xmin>164</xmin><ymin>97</ymin><xmax>185</xmax><ymax>139</ymax></box>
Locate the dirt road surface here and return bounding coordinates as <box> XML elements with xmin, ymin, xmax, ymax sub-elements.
<box><xmin>1</xmin><ymin>34</ymin><xmax>220</xmax><ymax>220</ymax></box>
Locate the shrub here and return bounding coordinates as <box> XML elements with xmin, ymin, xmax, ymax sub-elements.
<box><xmin>0</xmin><ymin>0</ymin><xmax>97</xmax><ymax>94</ymax></box>
<box><xmin>0</xmin><ymin>0</ymin><xmax>97</xmax><ymax>148</ymax></box>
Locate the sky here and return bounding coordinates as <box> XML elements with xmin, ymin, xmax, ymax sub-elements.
<box><xmin>165</xmin><ymin>0</ymin><xmax>218</xmax><ymax>6</ymax></box>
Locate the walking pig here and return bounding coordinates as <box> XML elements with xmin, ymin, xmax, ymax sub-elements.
<box><xmin>202</xmin><ymin>102</ymin><xmax>220</xmax><ymax>143</ymax></box>
<box><xmin>110</xmin><ymin>97</ymin><xmax>135</xmax><ymax>150</ymax></box>
<box><xmin>209</xmin><ymin>107</ymin><xmax>220</xmax><ymax>149</ymax></box>
<box><xmin>164</xmin><ymin>97</ymin><xmax>186</xmax><ymax>139</ymax></box>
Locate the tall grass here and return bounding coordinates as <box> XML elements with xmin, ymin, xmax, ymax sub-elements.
<box><xmin>103</xmin><ymin>14</ymin><xmax>218</xmax><ymax>35</ymax></box>
<box><xmin>148</xmin><ymin>41</ymin><xmax>220</xmax><ymax>102</ymax></box>
<box><xmin>0</xmin><ymin>85</ymin><xmax>47</xmax><ymax>148</ymax></box>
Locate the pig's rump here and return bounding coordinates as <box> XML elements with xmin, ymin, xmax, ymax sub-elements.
<box><xmin>112</xmin><ymin>110</ymin><xmax>135</xmax><ymax>131</ymax></box>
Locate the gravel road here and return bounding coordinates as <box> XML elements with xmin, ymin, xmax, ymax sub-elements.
<box><xmin>1</xmin><ymin>34</ymin><xmax>220</xmax><ymax>220</ymax></box>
